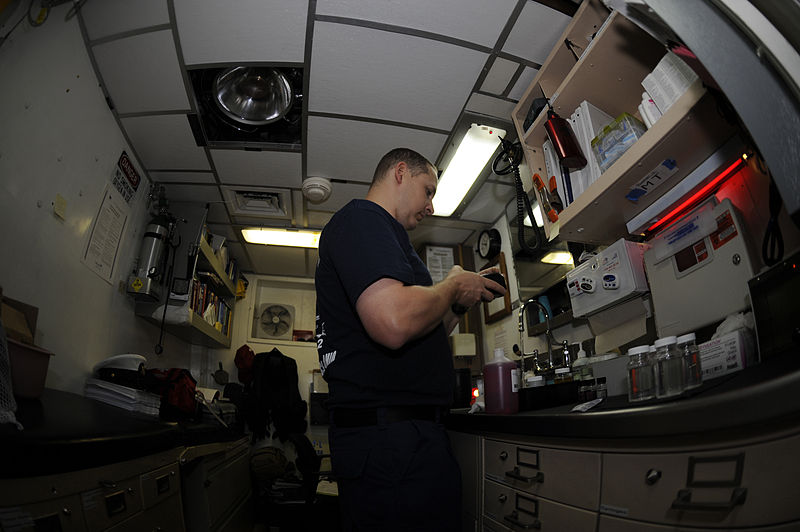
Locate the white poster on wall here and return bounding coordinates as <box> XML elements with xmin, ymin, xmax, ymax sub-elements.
<box><xmin>82</xmin><ymin>184</ymin><xmax>129</xmax><ymax>284</ymax></box>
<box><xmin>425</xmin><ymin>246</ymin><xmax>455</xmax><ymax>283</ymax></box>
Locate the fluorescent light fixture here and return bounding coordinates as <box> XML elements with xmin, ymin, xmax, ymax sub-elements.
<box><xmin>433</xmin><ymin>123</ymin><xmax>506</xmax><ymax>217</ymax></box>
<box><xmin>241</xmin><ymin>227</ymin><xmax>321</xmax><ymax>248</ymax></box>
<box><xmin>523</xmin><ymin>205</ymin><xmax>544</xmax><ymax>228</ymax></box>
<box><xmin>540</xmin><ymin>251</ymin><xmax>574</xmax><ymax>265</ymax></box>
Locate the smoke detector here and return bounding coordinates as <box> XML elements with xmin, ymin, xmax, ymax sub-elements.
<box><xmin>302</xmin><ymin>177</ymin><xmax>332</xmax><ymax>203</ymax></box>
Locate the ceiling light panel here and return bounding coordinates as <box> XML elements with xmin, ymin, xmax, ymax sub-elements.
<box><xmin>309</xmin><ymin>22</ymin><xmax>488</xmax><ymax>131</ymax></box>
<box><xmin>92</xmin><ymin>31</ymin><xmax>189</xmax><ymax>114</ymax></box>
<box><xmin>120</xmin><ymin>115</ymin><xmax>210</xmax><ymax>170</ymax></box>
<box><xmin>211</xmin><ymin>150</ymin><xmax>303</xmax><ymax>188</ymax></box>
<box><xmin>508</xmin><ymin>66</ymin><xmax>539</xmax><ymax>101</ymax></box>
<box><xmin>306</xmin><ymin>116</ymin><xmax>447</xmax><ymax>184</ymax></box>
<box><xmin>174</xmin><ymin>0</ymin><xmax>308</xmax><ymax>64</ymax></box>
<box><xmin>81</xmin><ymin>0</ymin><xmax>168</xmax><ymax>41</ymax></box>
<box><xmin>503</xmin><ymin>2</ymin><xmax>571</xmax><ymax>64</ymax></box>
<box><xmin>481</xmin><ymin>57</ymin><xmax>520</xmax><ymax>95</ymax></box>
<box><xmin>149</xmin><ymin>171</ymin><xmax>216</xmax><ymax>183</ymax></box>
<box><xmin>465</xmin><ymin>93</ymin><xmax>516</xmax><ymax>121</ymax></box>
<box><xmin>315</xmin><ymin>0</ymin><xmax>517</xmax><ymax>48</ymax></box>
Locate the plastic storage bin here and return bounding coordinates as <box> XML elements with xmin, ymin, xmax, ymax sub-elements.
<box><xmin>591</xmin><ymin>112</ymin><xmax>647</xmax><ymax>172</ymax></box>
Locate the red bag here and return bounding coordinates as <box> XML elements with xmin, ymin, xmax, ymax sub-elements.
<box><xmin>147</xmin><ymin>368</ymin><xmax>198</xmax><ymax>420</ymax></box>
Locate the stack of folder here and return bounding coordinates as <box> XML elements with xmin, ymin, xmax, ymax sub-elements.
<box><xmin>84</xmin><ymin>377</ymin><xmax>161</xmax><ymax>417</ymax></box>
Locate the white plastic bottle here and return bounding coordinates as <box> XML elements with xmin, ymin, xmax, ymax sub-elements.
<box><xmin>484</xmin><ymin>348</ymin><xmax>519</xmax><ymax>415</ymax></box>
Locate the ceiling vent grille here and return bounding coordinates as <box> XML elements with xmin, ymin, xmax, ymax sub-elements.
<box><xmin>222</xmin><ymin>186</ymin><xmax>292</xmax><ymax>220</ymax></box>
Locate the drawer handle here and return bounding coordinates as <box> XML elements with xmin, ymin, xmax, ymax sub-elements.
<box><xmin>498</xmin><ymin>494</ymin><xmax>507</xmax><ymax>503</ymax></box>
<box><xmin>645</xmin><ymin>469</ymin><xmax>662</xmax><ymax>485</ymax></box>
<box><xmin>504</xmin><ymin>510</ymin><xmax>541</xmax><ymax>530</ymax></box>
<box><xmin>499</xmin><ymin>451</ymin><xmax>508</xmax><ymax>460</ymax></box>
<box><xmin>671</xmin><ymin>487</ymin><xmax>747</xmax><ymax>512</ymax></box>
<box><xmin>506</xmin><ymin>466</ymin><xmax>544</xmax><ymax>484</ymax></box>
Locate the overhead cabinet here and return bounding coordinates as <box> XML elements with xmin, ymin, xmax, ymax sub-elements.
<box><xmin>512</xmin><ymin>0</ymin><xmax>738</xmax><ymax>245</ymax></box>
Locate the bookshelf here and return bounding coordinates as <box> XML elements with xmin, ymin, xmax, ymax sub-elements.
<box><xmin>137</xmin><ymin>232</ymin><xmax>237</xmax><ymax>349</ymax></box>
<box><xmin>512</xmin><ymin>1</ymin><xmax>737</xmax><ymax>245</ymax></box>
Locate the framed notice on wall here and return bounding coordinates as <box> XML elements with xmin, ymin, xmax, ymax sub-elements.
<box><xmin>424</xmin><ymin>245</ymin><xmax>455</xmax><ymax>283</ymax></box>
<box><xmin>483</xmin><ymin>252</ymin><xmax>512</xmax><ymax>324</ymax></box>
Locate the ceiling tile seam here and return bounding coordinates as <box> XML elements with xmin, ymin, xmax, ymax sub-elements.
<box><xmin>503</xmin><ymin>63</ymin><xmax>529</xmax><ymax>99</ymax></box>
<box><xmin>307</xmin><ymin>111</ymin><xmax>451</xmax><ymax>136</ymax></box>
<box><xmin>433</xmin><ymin>0</ymin><xmax>527</xmax><ymax>166</ymax></box>
<box><xmin>87</xmin><ymin>24</ymin><xmax>172</xmax><ymax>47</ymax></box>
<box><xmin>533</xmin><ymin>0</ymin><xmax>580</xmax><ymax>18</ymax></box>
<box><xmin>208</xmin><ymin>145</ymin><xmax>302</xmax><ymax>154</ymax></box>
<box><xmin>167</xmin><ymin>0</ymin><xmax>198</xmax><ymax>116</ymax></box>
<box><xmin>301</xmin><ymin>0</ymin><xmax>318</xmax><ymax>185</ymax></box>
<box><xmin>314</xmin><ymin>14</ymin><xmax>493</xmax><ymax>55</ymax></box>
<box><xmin>117</xmin><ymin>110</ymin><xmax>191</xmax><ymax>119</ymax></box>
<box><xmin>496</xmin><ymin>51</ymin><xmax>542</xmax><ymax>70</ymax></box>
<box><xmin>184</xmin><ymin>61</ymin><xmax>304</xmax><ymax>70</ymax></box>
<box><xmin>75</xmin><ymin>7</ymin><xmax>155</xmax><ymax>191</ymax></box>
<box><xmin>155</xmin><ymin>181</ymin><xmax>218</xmax><ymax>186</ymax></box>
<box><xmin>474</xmin><ymin>90</ymin><xmax>520</xmax><ymax>104</ymax></box>
<box><xmin>148</xmin><ymin>169</ymin><xmax>214</xmax><ymax>174</ymax></box>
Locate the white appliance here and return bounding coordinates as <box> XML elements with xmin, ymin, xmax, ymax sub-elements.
<box><xmin>567</xmin><ymin>238</ymin><xmax>650</xmax><ymax>317</ymax></box>
<box><xmin>645</xmin><ymin>198</ymin><xmax>758</xmax><ymax>337</ymax></box>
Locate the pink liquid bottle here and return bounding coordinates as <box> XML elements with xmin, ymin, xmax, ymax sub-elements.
<box><xmin>484</xmin><ymin>348</ymin><xmax>519</xmax><ymax>415</ymax></box>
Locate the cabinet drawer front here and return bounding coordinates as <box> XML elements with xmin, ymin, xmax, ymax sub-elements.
<box><xmin>484</xmin><ymin>479</ymin><xmax>597</xmax><ymax>532</ymax></box>
<box><xmin>81</xmin><ymin>475</ymin><xmax>143</xmax><ymax>531</ymax></box>
<box><xmin>484</xmin><ymin>438</ymin><xmax>601</xmax><ymax>509</ymax></box>
<box><xmin>601</xmin><ymin>432</ymin><xmax>800</xmax><ymax>527</ymax></box>
<box><xmin>599</xmin><ymin>514</ymin><xmax>800</xmax><ymax>532</ymax></box>
<box><xmin>106</xmin><ymin>494</ymin><xmax>184</xmax><ymax>532</ymax></box>
<box><xmin>0</xmin><ymin>494</ymin><xmax>86</xmax><ymax>532</ymax></box>
<box><xmin>140</xmin><ymin>462</ymin><xmax>181</xmax><ymax>509</ymax></box>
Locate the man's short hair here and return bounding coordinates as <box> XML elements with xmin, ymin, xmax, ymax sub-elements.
<box><xmin>371</xmin><ymin>148</ymin><xmax>437</xmax><ymax>184</ymax></box>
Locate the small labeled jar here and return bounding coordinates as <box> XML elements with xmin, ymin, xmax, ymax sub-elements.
<box><xmin>677</xmin><ymin>332</ymin><xmax>703</xmax><ymax>389</ymax></box>
<box><xmin>595</xmin><ymin>376</ymin><xmax>608</xmax><ymax>399</ymax></box>
<box><xmin>654</xmin><ymin>336</ymin><xmax>685</xmax><ymax>398</ymax></box>
<box><xmin>554</xmin><ymin>367</ymin><xmax>573</xmax><ymax>384</ymax></box>
<box><xmin>525</xmin><ymin>374</ymin><xmax>544</xmax><ymax>388</ymax></box>
<box><xmin>578</xmin><ymin>378</ymin><xmax>597</xmax><ymax>402</ymax></box>
<box><xmin>627</xmin><ymin>345</ymin><xmax>656</xmax><ymax>402</ymax></box>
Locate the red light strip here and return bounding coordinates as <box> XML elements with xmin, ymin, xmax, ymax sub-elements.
<box><xmin>646</xmin><ymin>158</ymin><xmax>745</xmax><ymax>234</ymax></box>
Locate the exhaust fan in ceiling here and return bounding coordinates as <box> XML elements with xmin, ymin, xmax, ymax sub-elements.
<box><xmin>188</xmin><ymin>66</ymin><xmax>303</xmax><ymax>150</ymax></box>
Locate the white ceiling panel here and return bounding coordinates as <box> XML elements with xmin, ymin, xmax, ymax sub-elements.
<box><xmin>465</xmin><ymin>93</ymin><xmax>516</xmax><ymax>121</ymax></box>
<box><xmin>211</xmin><ymin>150</ymin><xmax>303</xmax><ymax>188</ymax></box>
<box><xmin>232</xmin><ymin>216</ymin><xmax>291</xmax><ymax>227</ymax></box>
<box><xmin>306</xmin><ymin>210</ymin><xmax>334</xmax><ymax>229</ymax></box>
<box><xmin>245</xmin><ymin>245</ymin><xmax>314</xmax><ymax>278</ymax></box>
<box><xmin>503</xmin><ymin>3</ymin><xmax>571</xmax><ymax>65</ymax></box>
<box><xmin>81</xmin><ymin>0</ymin><xmax>169</xmax><ymax>41</ymax></box>
<box><xmin>309</xmin><ymin>22</ymin><xmax>488</xmax><ymax>130</ymax></box>
<box><xmin>481</xmin><ymin>57</ymin><xmax>520</xmax><ymax>95</ymax></box>
<box><xmin>150</xmin><ymin>171</ymin><xmax>215</xmax><ymax>183</ymax></box>
<box><xmin>165</xmin><ymin>185</ymin><xmax>222</xmax><ymax>204</ymax></box>
<box><xmin>121</xmin><ymin>115</ymin><xmax>210</xmax><ymax>170</ymax></box>
<box><xmin>306</xmin><ymin>181</ymin><xmax>369</xmax><ymax>214</ymax></box>
<box><xmin>316</xmin><ymin>0</ymin><xmax>517</xmax><ymax>48</ymax></box>
<box><xmin>509</xmin><ymin>66</ymin><xmax>539</xmax><ymax>101</ymax></box>
<box><xmin>306</xmin><ymin>116</ymin><xmax>447</xmax><ymax>183</ymax></box>
<box><xmin>92</xmin><ymin>30</ymin><xmax>189</xmax><ymax>114</ymax></box>
<box><xmin>460</xmin><ymin>180</ymin><xmax>516</xmax><ymax>223</ymax></box>
<box><xmin>174</xmin><ymin>0</ymin><xmax>308</xmax><ymax>65</ymax></box>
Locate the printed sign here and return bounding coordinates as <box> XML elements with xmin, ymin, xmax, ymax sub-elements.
<box><xmin>112</xmin><ymin>151</ymin><xmax>140</xmax><ymax>204</ymax></box>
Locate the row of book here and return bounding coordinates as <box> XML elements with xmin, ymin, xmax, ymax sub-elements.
<box><xmin>191</xmin><ymin>277</ymin><xmax>233</xmax><ymax>337</ymax></box>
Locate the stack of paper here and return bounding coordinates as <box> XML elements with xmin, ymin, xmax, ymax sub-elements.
<box><xmin>641</xmin><ymin>51</ymin><xmax>699</xmax><ymax>114</ymax></box>
<box><xmin>571</xmin><ymin>100</ymin><xmax>614</xmax><ymax>190</ymax></box>
<box><xmin>84</xmin><ymin>378</ymin><xmax>161</xmax><ymax>417</ymax></box>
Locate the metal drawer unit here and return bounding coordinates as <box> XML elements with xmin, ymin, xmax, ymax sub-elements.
<box><xmin>598</xmin><ymin>514</ymin><xmax>800</xmax><ymax>532</ymax></box>
<box><xmin>600</xmin><ymin>431</ymin><xmax>800</xmax><ymax>528</ymax></box>
<box><xmin>484</xmin><ymin>438</ymin><xmax>601</xmax><ymax>510</ymax></box>
<box><xmin>0</xmin><ymin>494</ymin><xmax>86</xmax><ymax>532</ymax></box>
<box><xmin>106</xmin><ymin>495</ymin><xmax>184</xmax><ymax>532</ymax></box>
<box><xmin>484</xmin><ymin>479</ymin><xmax>597</xmax><ymax>531</ymax></box>
<box><xmin>81</xmin><ymin>474</ymin><xmax>143</xmax><ymax>531</ymax></box>
<box><xmin>140</xmin><ymin>463</ymin><xmax>180</xmax><ymax>510</ymax></box>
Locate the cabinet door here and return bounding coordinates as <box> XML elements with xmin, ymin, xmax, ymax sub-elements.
<box><xmin>140</xmin><ymin>463</ymin><xmax>181</xmax><ymax>510</ymax></box>
<box><xmin>448</xmin><ymin>430</ymin><xmax>481</xmax><ymax>531</ymax></box>
<box><xmin>106</xmin><ymin>494</ymin><xmax>184</xmax><ymax>532</ymax></box>
<box><xmin>81</xmin><ymin>474</ymin><xmax>143</xmax><ymax>531</ymax></box>
<box><xmin>599</xmin><ymin>514</ymin><xmax>800</xmax><ymax>532</ymax></box>
<box><xmin>601</xmin><ymin>432</ymin><xmax>800</xmax><ymax>528</ymax></box>
<box><xmin>205</xmin><ymin>446</ymin><xmax>251</xmax><ymax>530</ymax></box>
<box><xmin>484</xmin><ymin>438</ymin><xmax>601</xmax><ymax>510</ymax></box>
<box><xmin>484</xmin><ymin>479</ymin><xmax>597</xmax><ymax>531</ymax></box>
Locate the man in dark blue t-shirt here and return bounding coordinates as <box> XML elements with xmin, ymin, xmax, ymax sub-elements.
<box><xmin>315</xmin><ymin>148</ymin><xmax>505</xmax><ymax>530</ymax></box>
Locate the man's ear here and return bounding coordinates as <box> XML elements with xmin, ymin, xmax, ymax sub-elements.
<box><xmin>394</xmin><ymin>161</ymin><xmax>408</xmax><ymax>184</ymax></box>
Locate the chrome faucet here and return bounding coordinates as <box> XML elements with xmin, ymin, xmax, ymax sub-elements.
<box><xmin>518</xmin><ymin>298</ymin><xmax>559</xmax><ymax>373</ymax></box>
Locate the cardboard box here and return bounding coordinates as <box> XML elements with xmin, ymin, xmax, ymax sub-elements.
<box><xmin>699</xmin><ymin>329</ymin><xmax>756</xmax><ymax>380</ymax></box>
<box><xmin>1</xmin><ymin>296</ymin><xmax>38</xmax><ymax>345</ymax></box>
<box><xmin>7</xmin><ymin>337</ymin><xmax>54</xmax><ymax>398</ymax></box>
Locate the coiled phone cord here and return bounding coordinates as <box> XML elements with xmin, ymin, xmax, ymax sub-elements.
<box><xmin>493</xmin><ymin>137</ymin><xmax>542</xmax><ymax>255</ymax></box>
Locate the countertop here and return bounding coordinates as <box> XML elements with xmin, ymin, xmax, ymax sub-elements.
<box><xmin>0</xmin><ymin>388</ymin><xmax>244</xmax><ymax>478</ymax></box>
<box><xmin>445</xmin><ymin>353</ymin><xmax>800</xmax><ymax>440</ymax></box>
